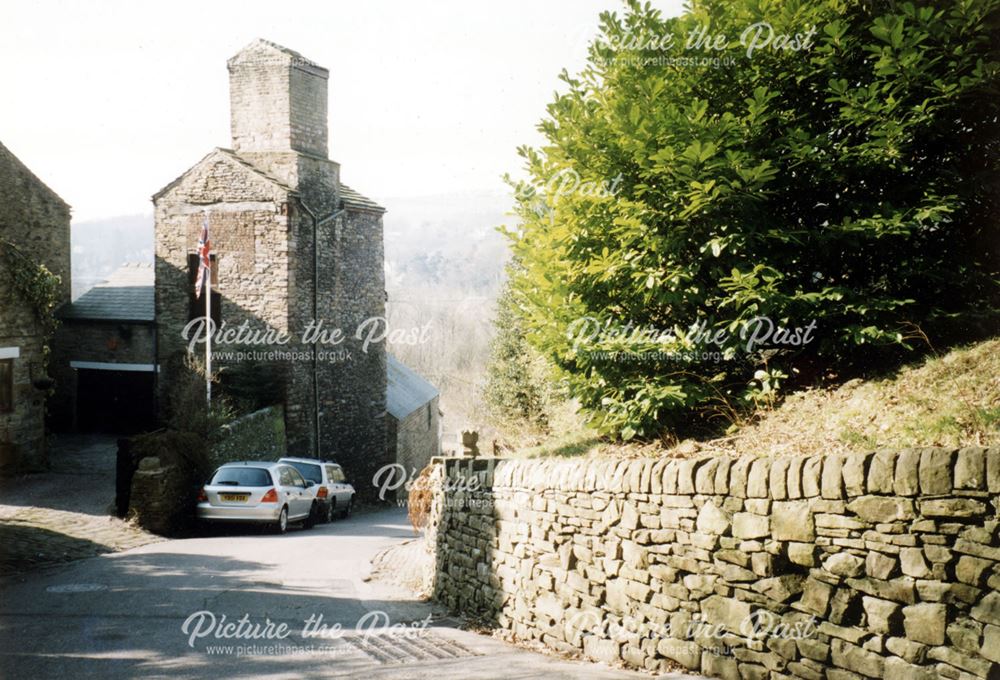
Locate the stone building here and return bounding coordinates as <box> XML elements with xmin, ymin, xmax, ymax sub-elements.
<box><xmin>50</xmin><ymin>263</ymin><xmax>157</xmax><ymax>432</ymax></box>
<box><xmin>386</xmin><ymin>354</ymin><xmax>441</xmax><ymax>475</ymax></box>
<box><xmin>0</xmin><ymin>140</ymin><xmax>72</xmax><ymax>470</ymax></box>
<box><xmin>152</xmin><ymin>40</ymin><xmax>389</xmax><ymax>485</ymax></box>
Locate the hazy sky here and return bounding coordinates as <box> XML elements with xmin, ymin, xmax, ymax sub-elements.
<box><xmin>1</xmin><ymin>0</ymin><xmax>683</xmax><ymax>222</ymax></box>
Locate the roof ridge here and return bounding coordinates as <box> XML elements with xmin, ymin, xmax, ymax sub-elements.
<box><xmin>229</xmin><ymin>39</ymin><xmax>326</xmax><ymax>72</ymax></box>
<box><xmin>152</xmin><ymin>147</ymin><xmax>295</xmax><ymax>202</ymax></box>
<box><xmin>0</xmin><ymin>139</ymin><xmax>70</xmax><ymax>209</ymax></box>
<box><xmin>215</xmin><ymin>148</ymin><xmax>296</xmax><ymax>192</ymax></box>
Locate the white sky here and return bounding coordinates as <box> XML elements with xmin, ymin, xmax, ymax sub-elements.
<box><xmin>0</xmin><ymin>0</ymin><xmax>684</xmax><ymax>222</ymax></box>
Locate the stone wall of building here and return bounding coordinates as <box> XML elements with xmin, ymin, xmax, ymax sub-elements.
<box><xmin>0</xmin><ymin>141</ymin><xmax>71</xmax><ymax>470</ymax></box>
<box><xmin>209</xmin><ymin>404</ymin><xmax>286</xmax><ymax>470</ymax></box>
<box><xmin>310</xmin><ymin>205</ymin><xmax>388</xmax><ymax>491</ymax></box>
<box><xmin>431</xmin><ymin>451</ymin><xmax>1000</xmax><ymax>680</ymax></box>
<box><xmin>0</xmin><ymin>141</ymin><xmax>72</xmax><ymax>302</ymax></box>
<box><xmin>153</xmin><ymin>150</ymin><xmax>294</xmax><ymax>430</ymax></box>
<box><xmin>391</xmin><ymin>395</ymin><xmax>440</xmax><ymax>476</ymax></box>
<box><xmin>0</xmin><ymin>279</ymin><xmax>47</xmax><ymax>471</ymax></box>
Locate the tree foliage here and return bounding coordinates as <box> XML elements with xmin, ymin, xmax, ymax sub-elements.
<box><xmin>484</xmin><ymin>277</ymin><xmax>556</xmax><ymax>431</ymax></box>
<box><xmin>504</xmin><ymin>0</ymin><xmax>1000</xmax><ymax>439</ymax></box>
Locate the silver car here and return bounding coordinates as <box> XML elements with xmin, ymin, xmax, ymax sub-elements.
<box><xmin>196</xmin><ymin>461</ymin><xmax>316</xmax><ymax>534</ymax></box>
<box><xmin>279</xmin><ymin>457</ymin><xmax>355</xmax><ymax>522</ymax></box>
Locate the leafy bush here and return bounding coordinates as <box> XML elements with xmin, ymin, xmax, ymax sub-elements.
<box><xmin>504</xmin><ymin>0</ymin><xmax>1000</xmax><ymax>439</ymax></box>
<box><xmin>163</xmin><ymin>353</ymin><xmax>238</xmax><ymax>439</ymax></box>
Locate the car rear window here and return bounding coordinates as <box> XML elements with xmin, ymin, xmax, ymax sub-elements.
<box><xmin>287</xmin><ymin>461</ymin><xmax>323</xmax><ymax>483</ymax></box>
<box><xmin>210</xmin><ymin>467</ymin><xmax>272</xmax><ymax>487</ymax></box>
<box><xmin>327</xmin><ymin>465</ymin><xmax>345</xmax><ymax>483</ymax></box>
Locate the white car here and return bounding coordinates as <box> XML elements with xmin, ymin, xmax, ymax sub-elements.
<box><xmin>196</xmin><ymin>461</ymin><xmax>317</xmax><ymax>534</ymax></box>
<box><xmin>279</xmin><ymin>457</ymin><xmax>355</xmax><ymax>522</ymax></box>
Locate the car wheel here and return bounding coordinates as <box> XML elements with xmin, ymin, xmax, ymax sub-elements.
<box><xmin>340</xmin><ymin>498</ymin><xmax>353</xmax><ymax>519</ymax></box>
<box><xmin>324</xmin><ymin>501</ymin><xmax>334</xmax><ymax>523</ymax></box>
<box><xmin>304</xmin><ymin>502</ymin><xmax>317</xmax><ymax>529</ymax></box>
<box><xmin>275</xmin><ymin>506</ymin><xmax>289</xmax><ymax>534</ymax></box>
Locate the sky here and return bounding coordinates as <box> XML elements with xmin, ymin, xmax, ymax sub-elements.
<box><xmin>0</xmin><ymin>0</ymin><xmax>684</xmax><ymax>222</ymax></box>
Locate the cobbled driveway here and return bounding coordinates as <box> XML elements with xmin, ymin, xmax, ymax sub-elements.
<box><xmin>0</xmin><ymin>435</ymin><xmax>160</xmax><ymax>575</ymax></box>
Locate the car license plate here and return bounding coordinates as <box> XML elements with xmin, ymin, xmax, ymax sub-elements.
<box><xmin>220</xmin><ymin>493</ymin><xmax>249</xmax><ymax>502</ymax></box>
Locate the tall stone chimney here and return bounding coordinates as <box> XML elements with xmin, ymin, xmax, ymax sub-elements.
<box><xmin>227</xmin><ymin>39</ymin><xmax>329</xmax><ymax>159</ymax></box>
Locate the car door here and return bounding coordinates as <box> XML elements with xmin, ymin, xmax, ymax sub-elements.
<box><xmin>279</xmin><ymin>466</ymin><xmax>310</xmax><ymax>519</ymax></box>
<box><xmin>328</xmin><ymin>465</ymin><xmax>350</xmax><ymax>504</ymax></box>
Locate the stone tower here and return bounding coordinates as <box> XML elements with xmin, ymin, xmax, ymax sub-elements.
<box><xmin>153</xmin><ymin>39</ymin><xmax>388</xmax><ymax>487</ymax></box>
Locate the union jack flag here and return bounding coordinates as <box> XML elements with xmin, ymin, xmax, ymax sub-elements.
<box><xmin>194</xmin><ymin>214</ymin><xmax>211</xmax><ymax>299</ymax></box>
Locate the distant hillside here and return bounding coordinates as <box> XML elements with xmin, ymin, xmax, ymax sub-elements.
<box><xmin>382</xmin><ymin>190</ymin><xmax>510</xmax><ymax>293</ymax></box>
<box><xmin>381</xmin><ymin>190</ymin><xmax>513</xmax><ymax>437</ymax></box>
<box><xmin>71</xmin><ymin>214</ymin><xmax>153</xmax><ymax>299</ymax></box>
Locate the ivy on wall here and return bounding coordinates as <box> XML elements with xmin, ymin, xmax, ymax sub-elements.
<box><xmin>1</xmin><ymin>240</ymin><xmax>61</xmax><ymax>369</ymax></box>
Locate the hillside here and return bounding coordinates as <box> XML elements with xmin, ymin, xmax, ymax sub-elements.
<box><xmin>521</xmin><ymin>338</ymin><xmax>1000</xmax><ymax>460</ymax></box>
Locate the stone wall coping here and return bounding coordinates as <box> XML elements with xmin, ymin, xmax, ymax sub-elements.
<box><xmin>441</xmin><ymin>447</ymin><xmax>999</xmax><ymax>499</ymax></box>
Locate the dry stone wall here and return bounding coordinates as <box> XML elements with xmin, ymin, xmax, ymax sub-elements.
<box><xmin>432</xmin><ymin>450</ymin><xmax>1000</xmax><ymax>680</ymax></box>
<box><xmin>209</xmin><ymin>404</ymin><xmax>286</xmax><ymax>470</ymax></box>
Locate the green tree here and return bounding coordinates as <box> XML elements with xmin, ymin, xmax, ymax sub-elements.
<box><xmin>484</xmin><ymin>276</ymin><xmax>555</xmax><ymax>431</ymax></box>
<box><xmin>505</xmin><ymin>0</ymin><xmax>1000</xmax><ymax>439</ymax></box>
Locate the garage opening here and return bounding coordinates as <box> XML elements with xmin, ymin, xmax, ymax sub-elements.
<box><xmin>76</xmin><ymin>367</ymin><xmax>156</xmax><ymax>433</ymax></box>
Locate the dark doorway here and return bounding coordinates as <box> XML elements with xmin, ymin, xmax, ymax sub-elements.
<box><xmin>76</xmin><ymin>369</ymin><xmax>155</xmax><ymax>433</ymax></box>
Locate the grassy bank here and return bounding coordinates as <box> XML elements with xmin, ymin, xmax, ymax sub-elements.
<box><xmin>515</xmin><ymin>338</ymin><xmax>1000</xmax><ymax>459</ymax></box>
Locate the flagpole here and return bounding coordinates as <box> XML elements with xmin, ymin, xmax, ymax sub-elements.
<box><xmin>204</xmin><ymin>209</ymin><xmax>212</xmax><ymax>407</ymax></box>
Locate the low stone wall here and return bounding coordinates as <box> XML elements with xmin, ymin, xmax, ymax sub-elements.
<box><xmin>209</xmin><ymin>404</ymin><xmax>286</xmax><ymax>469</ymax></box>
<box><xmin>431</xmin><ymin>450</ymin><xmax>1000</xmax><ymax>679</ymax></box>
<box><xmin>127</xmin><ymin>430</ymin><xmax>208</xmax><ymax>535</ymax></box>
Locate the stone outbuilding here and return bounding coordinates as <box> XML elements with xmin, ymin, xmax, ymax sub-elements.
<box><xmin>152</xmin><ymin>39</ymin><xmax>389</xmax><ymax>485</ymax></box>
<box><xmin>386</xmin><ymin>354</ymin><xmax>441</xmax><ymax>475</ymax></box>
<box><xmin>0</xmin><ymin>140</ymin><xmax>71</xmax><ymax>470</ymax></box>
<box><xmin>50</xmin><ymin>263</ymin><xmax>157</xmax><ymax>433</ymax></box>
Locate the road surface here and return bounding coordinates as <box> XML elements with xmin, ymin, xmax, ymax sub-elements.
<box><xmin>0</xmin><ymin>506</ymin><xmax>671</xmax><ymax>679</ymax></box>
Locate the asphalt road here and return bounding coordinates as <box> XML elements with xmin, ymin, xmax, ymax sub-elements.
<box><xmin>0</xmin><ymin>507</ymin><xmax>665</xmax><ymax>679</ymax></box>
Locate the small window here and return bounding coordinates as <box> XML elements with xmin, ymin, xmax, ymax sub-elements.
<box><xmin>287</xmin><ymin>467</ymin><xmax>307</xmax><ymax>487</ymax></box>
<box><xmin>426</xmin><ymin>403</ymin><xmax>432</xmax><ymax>430</ymax></box>
<box><xmin>0</xmin><ymin>359</ymin><xmax>12</xmax><ymax>413</ymax></box>
<box><xmin>328</xmin><ymin>466</ymin><xmax>345</xmax><ymax>483</ymax></box>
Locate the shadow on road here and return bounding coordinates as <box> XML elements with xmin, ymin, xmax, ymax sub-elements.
<box><xmin>0</xmin><ymin>434</ymin><xmax>121</xmax><ymax>516</ymax></box>
<box><xmin>0</xmin><ymin>522</ymin><xmax>112</xmax><ymax>574</ymax></box>
<box><xmin>0</xmin><ymin>548</ymin><xmax>443</xmax><ymax>678</ymax></box>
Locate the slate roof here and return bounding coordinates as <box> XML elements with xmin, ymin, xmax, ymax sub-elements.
<box><xmin>339</xmin><ymin>184</ymin><xmax>386</xmax><ymax>213</ymax></box>
<box><xmin>387</xmin><ymin>354</ymin><xmax>439</xmax><ymax>420</ymax></box>
<box><xmin>60</xmin><ymin>263</ymin><xmax>154</xmax><ymax>322</ymax></box>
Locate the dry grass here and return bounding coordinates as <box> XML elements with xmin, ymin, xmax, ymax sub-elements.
<box><xmin>513</xmin><ymin>338</ymin><xmax>1000</xmax><ymax>459</ymax></box>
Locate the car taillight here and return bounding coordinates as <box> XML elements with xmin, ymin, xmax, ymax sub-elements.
<box><xmin>197</xmin><ymin>487</ymin><xmax>208</xmax><ymax>502</ymax></box>
<box><xmin>317</xmin><ymin>486</ymin><xmax>328</xmax><ymax>499</ymax></box>
<box><xmin>261</xmin><ymin>488</ymin><xmax>278</xmax><ymax>503</ymax></box>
